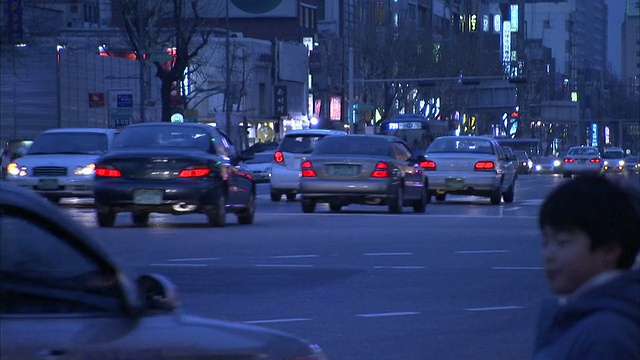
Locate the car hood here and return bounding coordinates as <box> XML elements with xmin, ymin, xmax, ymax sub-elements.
<box><xmin>10</xmin><ymin>154</ymin><xmax>101</xmax><ymax>167</ymax></box>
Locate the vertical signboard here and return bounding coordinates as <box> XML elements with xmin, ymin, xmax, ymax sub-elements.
<box><xmin>108</xmin><ymin>90</ymin><xmax>133</xmax><ymax>128</ymax></box>
<box><xmin>502</xmin><ymin>21</ymin><xmax>511</xmax><ymax>74</ymax></box>
<box><xmin>274</xmin><ymin>85</ymin><xmax>287</xmax><ymax>117</ymax></box>
<box><xmin>329</xmin><ymin>96</ymin><xmax>341</xmax><ymax>121</ymax></box>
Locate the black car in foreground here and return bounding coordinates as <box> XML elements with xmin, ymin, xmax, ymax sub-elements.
<box><xmin>93</xmin><ymin>123</ymin><xmax>255</xmax><ymax>227</ymax></box>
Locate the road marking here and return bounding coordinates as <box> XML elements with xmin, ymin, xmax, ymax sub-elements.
<box><xmin>255</xmin><ymin>264</ymin><xmax>314</xmax><ymax>268</ymax></box>
<box><xmin>257</xmin><ymin>213</ymin><xmax>538</xmax><ymax>219</ymax></box>
<box><xmin>464</xmin><ymin>306</ymin><xmax>523</xmax><ymax>312</ymax></box>
<box><xmin>269</xmin><ymin>254</ymin><xmax>319</xmax><ymax>259</ymax></box>
<box><xmin>364</xmin><ymin>252</ymin><xmax>413</xmax><ymax>256</ymax></box>
<box><xmin>493</xmin><ymin>266</ymin><xmax>544</xmax><ymax>270</ymax></box>
<box><xmin>373</xmin><ymin>266</ymin><xmax>425</xmax><ymax>269</ymax></box>
<box><xmin>456</xmin><ymin>250</ymin><xmax>509</xmax><ymax>254</ymax></box>
<box><xmin>356</xmin><ymin>311</ymin><xmax>421</xmax><ymax>318</ymax></box>
<box><xmin>502</xmin><ymin>207</ymin><xmax>522</xmax><ymax>211</ymax></box>
<box><xmin>167</xmin><ymin>257</ymin><xmax>220</xmax><ymax>262</ymax></box>
<box><xmin>150</xmin><ymin>263</ymin><xmax>207</xmax><ymax>267</ymax></box>
<box><xmin>244</xmin><ymin>318</ymin><xmax>312</xmax><ymax>324</ymax></box>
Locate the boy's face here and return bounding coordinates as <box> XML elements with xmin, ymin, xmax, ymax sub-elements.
<box><xmin>541</xmin><ymin>227</ymin><xmax>619</xmax><ymax>295</ymax></box>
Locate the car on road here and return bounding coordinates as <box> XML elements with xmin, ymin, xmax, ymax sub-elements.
<box><xmin>299</xmin><ymin>134</ymin><xmax>428</xmax><ymax>214</ymax></box>
<box><xmin>1</xmin><ymin>139</ymin><xmax>33</xmax><ymax>179</ymax></box>
<box><xmin>0</xmin><ymin>183</ymin><xmax>327</xmax><ymax>359</ymax></box>
<box><xmin>4</xmin><ymin>128</ymin><xmax>118</xmax><ymax>203</ymax></box>
<box><xmin>532</xmin><ymin>155</ymin><xmax>561</xmax><ymax>174</ymax></box>
<box><xmin>623</xmin><ymin>155</ymin><xmax>639</xmax><ymax>174</ymax></box>
<box><xmin>561</xmin><ymin>146</ymin><xmax>603</xmax><ymax>178</ymax></box>
<box><xmin>238</xmin><ymin>151</ymin><xmax>273</xmax><ymax>182</ymax></box>
<box><xmin>270</xmin><ymin>129</ymin><xmax>346</xmax><ymax>202</ymax></box>
<box><xmin>421</xmin><ymin>136</ymin><xmax>517</xmax><ymax>205</ymax></box>
<box><xmin>93</xmin><ymin>122</ymin><xmax>255</xmax><ymax>227</ymax></box>
<box><xmin>513</xmin><ymin>150</ymin><xmax>533</xmax><ymax>175</ymax></box>
<box><xmin>602</xmin><ymin>147</ymin><xmax>626</xmax><ymax>173</ymax></box>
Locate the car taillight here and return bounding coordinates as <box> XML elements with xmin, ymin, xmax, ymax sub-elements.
<box><xmin>371</xmin><ymin>161</ymin><xmax>390</xmax><ymax>178</ymax></box>
<box><xmin>564</xmin><ymin>158</ymin><xmax>575</xmax><ymax>163</ymax></box>
<box><xmin>178</xmin><ymin>167</ymin><xmax>211</xmax><ymax>178</ymax></box>
<box><xmin>419</xmin><ymin>160</ymin><xmax>437</xmax><ymax>170</ymax></box>
<box><xmin>589</xmin><ymin>158</ymin><xmax>601</xmax><ymax>163</ymax></box>
<box><xmin>301</xmin><ymin>160</ymin><xmax>316</xmax><ymax>177</ymax></box>
<box><xmin>274</xmin><ymin>151</ymin><xmax>285</xmax><ymax>164</ymax></box>
<box><xmin>474</xmin><ymin>161</ymin><xmax>495</xmax><ymax>170</ymax></box>
<box><xmin>95</xmin><ymin>167</ymin><xmax>121</xmax><ymax>177</ymax></box>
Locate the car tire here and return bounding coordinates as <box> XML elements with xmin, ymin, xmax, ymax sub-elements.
<box><xmin>503</xmin><ymin>182</ymin><xmax>515</xmax><ymax>203</ymax></box>
<box><xmin>435</xmin><ymin>193</ymin><xmax>446</xmax><ymax>202</ymax></box>
<box><xmin>237</xmin><ymin>194</ymin><xmax>255</xmax><ymax>225</ymax></box>
<box><xmin>412</xmin><ymin>187</ymin><xmax>427</xmax><ymax>213</ymax></box>
<box><xmin>489</xmin><ymin>189</ymin><xmax>502</xmax><ymax>205</ymax></box>
<box><xmin>97</xmin><ymin>208</ymin><xmax>116</xmax><ymax>227</ymax></box>
<box><xmin>270</xmin><ymin>191</ymin><xmax>281</xmax><ymax>202</ymax></box>
<box><xmin>207</xmin><ymin>195</ymin><xmax>226</xmax><ymax>227</ymax></box>
<box><xmin>329</xmin><ymin>202</ymin><xmax>342</xmax><ymax>212</ymax></box>
<box><xmin>132</xmin><ymin>212</ymin><xmax>149</xmax><ymax>227</ymax></box>
<box><xmin>388</xmin><ymin>186</ymin><xmax>403</xmax><ymax>214</ymax></box>
<box><xmin>301</xmin><ymin>199</ymin><xmax>316</xmax><ymax>213</ymax></box>
<box><xmin>286</xmin><ymin>192</ymin><xmax>297</xmax><ymax>201</ymax></box>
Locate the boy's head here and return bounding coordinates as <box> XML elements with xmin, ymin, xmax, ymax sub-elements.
<box><xmin>539</xmin><ymin>175</ymin><xmax>640</xmax><ymax>295</ymax></box>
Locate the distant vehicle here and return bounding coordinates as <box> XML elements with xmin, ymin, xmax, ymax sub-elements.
<box><xmin>270</xmin><ymin>129</ymin><xmax>347</xmax><ymax>202</ymax></box>
<box><xmin>4</xmin><ymin>128</ymin><xmax>118</xmax><ymax>203</ymax></box>
<box><xmin>0</xmin><ymin>182</ymin><xmax>327</xmax><ymax>360</ymax></box>
<box><xmin>532</xmin><ymin>155</ymin><xmax>560</xmax><ymax>174</ymax></box>
<box><xmin>493</xmin><ymin>137</ymin><xmax>542</xmax><ymax>157</ymax></box>
<box><xmin>378</xmin><ymin>114</ymin><xmax>452</xmax><ymax>156</ymax></box>
<box><xmin>93</xmin><ymin>123</ymin><xmax>255</xmax><ymax>227</ymax></box>
<box><xmin>238</xmin><ymin>151</ymin><xmax>273</xmax><ymax>182</ymax></box>
<box><xmin>601</xmin><ymin>147</ymin><xmax>626</xmax><ymax>173</ymax></box>
<box><xmin>240</xmin><ymin>141</ymin><xmax>278</xmax><ymax>158</ymax></box>
<box><xmin>422</xmin><ymin>136</ymin><xmax>517</xmax><ymax>205</ymax></box>
<box><xmin>561</xmin><ymin>146</ymin><xmax>603</xmax><ymax>178</ymax></box>
<box><xmin>298</xmin><ymin>134</ymin><xmax>427</xmax><ymax>213</ymax></box>
<box><xmin>513</xmin><ymin>150</ymin><xmax>533</xmax><ymax>174</ymax></box>
<box><xmin>501</xmin><ymin>146</ymin><xmax>520</xmax><ymax>171</ymax></box>
<box><xmin>623</xmin><ymin>156</ymin><xmax>639</xmax><ymax>174</ymax></box>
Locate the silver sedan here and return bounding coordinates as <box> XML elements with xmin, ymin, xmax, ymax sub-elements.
<box><xmin>561</xmin><ymin>146</ymin><xmax>603</xmax><ymax>178</ymax></box>
<box><xmin>422</xmin><ymin>136</ymin><xmax>517</xmax><ymax>205</ymax></box>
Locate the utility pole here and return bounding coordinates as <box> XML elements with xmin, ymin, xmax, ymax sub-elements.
<box><xmin>138</xmin><ymin>0</ymin><xmax>146</xmax><ymax>123</ymax></box>
<box><xmin>348</xmin><ymin>47</ymin><xmax>354</xmax><ymax>133</ymax></box>
<box><xmin>225</xmin><ymin>0</ymin><xmax>231</xmax><ymax>136</ymax></box>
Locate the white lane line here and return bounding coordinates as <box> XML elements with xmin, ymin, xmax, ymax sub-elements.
<box><xmin>373</xmin><ymin>266</ymin><xmax>425</xmax><ymax>269</ymax></box>
<box><xmin>244</xmin><ymin>318</ymin><xmax>312</xmax><ymax>324</ymax></box>
<box><xmin>464</xmin><ymin>306</ymin><xmax>523</xmax><ymax>312</ymax></box>
<box><xmin>356</xmin><ymin>311</ymin><xmax>421</xmax><ymax>318</ymax></box>
<box><xmin>255</xmin><ymin>264</ymin><xmax>314</xmax><ymax>268</ymax></box>
<box><xmin>456</xmin><ymin>250</ymin><xmax>509</xmax><ymax>254</ymax></box>
<box><xmin>269</xmin><ymin>254</ymin><xmax>319</xmax><ymax>259</ymax></box>
<box><xmin>364</xmin><ymin>252</ymin><xmax>413</xmax><ymax>256</ymax></box>
<box><xmin>502</xmin><ymin>207</ymin><xmax>522</xmax><ymax>211</ymax></box>
<box><xmin>150</xmin><ymin>263</ymin><xmax>207</xmax><ymax>267</ymax></box>
<box><xmin>259</xmin><ymin>213</ymin><xmax>538</xmax><ymax>219</ymax></box>
<box><xmin>167</xmin><ymin>257</ymin><xmax>220</xmax><ymax>262</ymax></box>
<box><xmin>493</xmin><ymin>266</ymin><xmax>544</xmax><ymax>270</ymax></box>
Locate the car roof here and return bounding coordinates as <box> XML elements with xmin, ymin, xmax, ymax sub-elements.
<box><xmin>283</xmin><ymin>129</ymin><xmax>346</xmax><ymax>136</ymax></box>
<box><xmin>123</xmin><ymin>122</ymin><xmax>213</xmax><ymax>130</ymax></box>
<box><xmin>42</xmin><ymin>128</ymin><xmax>119</xmax><ymax>134</ymax></box>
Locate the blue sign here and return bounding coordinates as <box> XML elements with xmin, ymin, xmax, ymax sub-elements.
<box><xmin>591</xmin><ymin>123</ymin><xmax>598</xmax><ymax>148</ymax></box>
<box><xmin>116</xmin><ymin>94</ymin><xmax>133</xmax><ymax>108</ymax></box>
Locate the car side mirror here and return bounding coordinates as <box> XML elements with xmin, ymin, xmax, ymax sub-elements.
<box><xmin>137</xmin><ymin>273</ymin><xmax>179</xmax><ymax>312</ymax></box>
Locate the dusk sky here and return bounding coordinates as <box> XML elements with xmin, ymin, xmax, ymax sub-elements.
<box><xmin>605</xmin><ymin>0</ymin><xmax>625</xmax><ymax>76</ymax></box>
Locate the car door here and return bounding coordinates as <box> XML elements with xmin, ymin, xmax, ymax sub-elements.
<box><xmin>392</xmin><ymin>141</ymin><xmax>425</xmax><ymax>200</ymax></box>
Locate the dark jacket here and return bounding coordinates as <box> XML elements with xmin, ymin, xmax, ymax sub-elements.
<box><xmin>533</xmin><ymin>269</ymin><xmax>640</xmax><ymax>360</ymax></box>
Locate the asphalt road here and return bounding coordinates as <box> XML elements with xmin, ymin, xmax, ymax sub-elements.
<box><xmin>61</xmin><ymin>172</ymin><xmax>638</xmax><ymax>360</ymax></box>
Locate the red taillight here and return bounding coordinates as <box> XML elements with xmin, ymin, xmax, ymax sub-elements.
<box><xmin>178</xmin><ymin>167</ymin><xmax>211</xmax><ymax>178</ymax></box>
<box><xmin>95</xmin><ymin>167</ymin><xmax>121</xmax><ymax>177</ymax></box>
<box><xmin>419</xmin><ymin>160</ymin><xmax>437</xmax><ymax>170</ymax></box>
<box><xmin>371</xmin><ymin>161</ymin><xmax>390</xmax><ymax>178</ymax></box>
<box><xmin>274</xmin><ymin>151</ymin><xmax>284</xmax><ymax>163</ymax></box>
<box><xmin>564</xmin><ymin>158</ymin><xmax>575</xmax><ymax>163</ymax></box>
<box><xmin>474</xmin><ymin>161</ymin><xmax>495</xmax><ymax>170</ymax></box>
<box><xmin>589</xmin><ymin>158</ymin><xmax>601</xmax><ymax>163</ymax></box>
<box><xmin>301</xmin><ymin>160</ymin><xmax>316</xmax><ymax>177</ymax></box>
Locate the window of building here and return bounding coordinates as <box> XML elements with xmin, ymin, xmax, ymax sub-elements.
<box><xmin>543</xmin><ymin>19</ymin><xmax>551</xmax><ymax>29</ymax></box>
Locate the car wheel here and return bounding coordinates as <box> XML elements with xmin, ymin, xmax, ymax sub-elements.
<box><xmin>207</xmin><ymin>194</ymin><xmax>226</xmax><ymax>227</ymax></box>
<box><xmin>301</xmin><ymin>199</ymin><xmax>316</xmax><ymax>213</ymax></box>
<box><xmin>131</xmin><ymin>212</ymin><xmax>149</xmax><ymax>227</ymax></box>
<box><xmin>412</xmin><ymin>187</ymin><xmax>427</xmax><ymax>213</ymax></box>
<box><xmin>503</xmin><ymin>182</ymin><xmax>515</xmax><ymax>203</ymax></box>
<box><xmin>329</xmin><ymin>202</ymin><xmax>342</xmax><ymax>212</ymax></box>
<box><xmin>96</xmin><ymin>208</ymin><xmax>116</xmax><ymax>227</ymax></box>
<box><xmin>237</xmin><ymin>194</ymin><xmax>255</xmax><ymax>225</ymax></box>
<box><xmin>489</xmin><ymin>189</ymin><xmax>502</xmax><ymax>205</ymax></box>
<box><xmin>388</xmin><ymin>186</ymin><xmax>403</xmax><ymax>214</ymax></box>
<box><xmin>270</xmin><ymin>191</ymin><xmax>281</xmax><ymax>202</ymax></box>
<box><xmin>286</xmin><ymin>192</ymin><xmax>297</xmax><ymax>201</ymax></box>
<box><xmin>435</xmin><ymin>193</ymin><xmax>446</xmax><ymax>202</ymax></box>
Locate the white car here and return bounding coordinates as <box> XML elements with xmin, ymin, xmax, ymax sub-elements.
<box><xmin>4</xmin><ymin>128</ymin><xmax>119</xmax><ymax>203</ymax></box>
<box><xmin>238</xmin><ymin>151</ymin><xmax>273</xmax><ymax>182</ymax></box>
<box><xmin>270</xmin><ymin>129</ymin><xmax>346</xmax><ymax>201</ymax></box>
<box><xmin>561</xmin><ymin>146</ymin><xmax>603</xmax><ymax>178</ymax></box>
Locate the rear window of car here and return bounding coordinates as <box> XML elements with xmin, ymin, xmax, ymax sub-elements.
<box><xmin>113</xmin><ymin>126</ymin><xmax>211</xmax><ymax>151</ymax></box>
<box><xmin>568</xmin><ymin>147</ymin><xmax>598</xmax><ymax>156</ymax></box>
<box><xmin>427</xmin><ymin>138</ymin><xmax>494</xmax><ymax>154</ymax></box>
<box><xmin>278</xmin><ymin>134</ymin><xmax>327</xmax><ymax>154</ymax></box>
<box><xmin>314</xmin><ymin>136</ymin><xmax>391</xmax><ymax>156</ymax></box>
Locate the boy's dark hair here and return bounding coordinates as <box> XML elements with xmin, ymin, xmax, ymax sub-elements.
<box><xmin>539</xmin><ymin>175</ymin><xmax>640</xmax><ymax>269</ymax></box>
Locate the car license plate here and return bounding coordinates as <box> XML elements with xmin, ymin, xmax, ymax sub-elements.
<box><xmin>36</xmin><ymin>179</ymin><xmax>59</xmax><ymax>190</ymax></box>
<box><xmin>445</xmin><ymin>178</ymin><xmax>465</xmax><ymax>190</ymax></box>
<box><xmin>133</xmin><ymin>189</ymin><xmax>163</xmax><ymax>205</ymax></box>
<box><xmin>330</xmin><ymin>165</ymin><xmax>358</xmax><ymax>176</ymax></box>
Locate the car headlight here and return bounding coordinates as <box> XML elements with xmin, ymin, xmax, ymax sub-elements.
<box><xmin>535</xmin><ymin>165</ymin><xmax>542</xmax><ymax>171</ymax></box>
<box><xmin>553</xmin><ymin>159</ymin><xmax>561</xmax><ymax>167</ymax></box>
<box><xmin>74</xmin><ymin>163</ymin><xmax>96</xmax><ymax>175</ymax></box>
<box><xmin>604</xmin><ymin>160</ymin><xmax>609</xmax><ymax>166</ymax></box>
<box><xmin>6</xmin><ymin>162</ymin><xmax>27</xmax><ymax>176</ymax></box>
<box><xmin>618</xmin><ymin>160</ymin><xmax>625</xmax><ymax>166</ymax></box>
<box><xmin>527</xmin><ymin>160</ymin><xmax>533</xmax><ymax>168</ymax></box>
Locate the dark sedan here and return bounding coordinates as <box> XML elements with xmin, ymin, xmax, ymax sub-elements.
<box><xmin>93</xmin><ymin>123</ymin><xmax>255</xmax><ymax>227</ymax></box>
<box><xmin>299</xmin><ymin>134</ymin><xmax>428</xmax><ymax>214</ymax></box>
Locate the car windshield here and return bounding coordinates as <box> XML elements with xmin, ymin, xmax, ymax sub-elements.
<box><xmin>513</xmin><ymin>150</ymin><xmax>529</xmax><ymax>159</ymax></box>
<box><xmin>426</xmin><ymin>138</ymin><xmax>494</xmax><ymax>154</ymax></box>
<box><xmin>113</xmin><ymin>126</ymin><xmax>211</xmax><ymax>151</ymax></box>
<box><xmin>278</xmin><ymin>134</ymin><xmax>328</xmax><ymax>154</ymax></box>
<box><xmin>314</xmin><ymin>136</ymin><xmax>391</xmax><ymax>156</ymax></box>
<box><xmin>568</xmin><ymin>147</ymin><xmax>599</xmax><ymax>156</ymax></box>
<box><xmin>28</xmin><ymin>133</ymin><xmax>109</xmax><ymax>155</ymax></box>
<box><xmin>244</xmin><ymin>153</ymin><xmax>273</xmax><ymax>164</ymax></box>
<box><xmin>603</xmin><ymin>150</ymin><xmax>625</xmax><ymax>159</ymax></box>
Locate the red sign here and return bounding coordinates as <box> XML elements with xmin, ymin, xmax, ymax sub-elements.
<box><xmin>329</xmin><ymin>96</ymin><xmax>341</xmax><ymax>121</ymax></box>
<box><xmin>88</xmin><ymin>92</ymin><xmax>105</xmax><ymax>108</ymax></box>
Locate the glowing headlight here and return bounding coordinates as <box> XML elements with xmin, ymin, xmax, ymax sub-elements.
<box><xmin>535</xmin><ymin>165</ymin><xmax>542</xmax><ymax>171</ymax></box>
<box><xmin>74</xmin><ymin>163</ymin><xmax>96</xmax><ymax>175</ymax></box>
<box><xmin>553</xmin><ymin>159</ymin><xmax>561</xmax><ymax>167</ymax></box>
<box><xmin>527</xmin><ymin>160</ymin><xmax>533</xmax><ymax>168</ymax></box>
<box><xmin>618</xmin><ymin>160</ymin><xmax>625</xmax><ymax>166</ymax></box>
<box><xmin>603</xmin><ymin>160</ymin><xmax>609</xmax><ymax>166</ymax></box>
<box><xmin>6</xmin><ymin>162</ymin><xmax>27</xmax><ymax>176</ymax></box>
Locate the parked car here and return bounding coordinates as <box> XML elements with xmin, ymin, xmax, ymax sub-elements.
<box><xmin>561</xmin><ymin>146</ymin><xmax>603</xmax><ymax>178</ymax></box>
<box><xmin>602</xmin><ymin>147</ymin><xmax>626</xmax><ymax>173</ymax></box>
<box><xmin>298</xmin><ymin>134</ymin><xmax>427</xmax><ymax>213</ymax></box>
<box><xmin>623</xmin><ymin>155</ymin><xmax>639</xmax><ymax>174</ymax></box>
<box><xmin>270</xmin><ymin>129</ymin><xmax>347</xmax><ymax>202</ymax></box>
<box><xmin>238</xmin><ymin>151</ymin><xmax>273</xmax><ymax>182</ymax></box>
<box><xmin>93</xmin><ymin>123</ymin><xmax>255</xmax><ymax>227</ymax></box>
<box><xmin>0</xmin><ymin>182</ymin><xmax>327</xmax><ymax>359</ymax></box>
<box><xmin>422</xmin><ymin>136</ymin><xmax>517</xmax><ymax>205</ymax></box>
<box><xmin>4</xmin><ymin>128</ymin><xmax>118</xmax><ymax>203</ymax></box>
<box><xmin>512</xmin><ymin>150</ymin><xmax>533</xmax><ymax>174</ymax></box>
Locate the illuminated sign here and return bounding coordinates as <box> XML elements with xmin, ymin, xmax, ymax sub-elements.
<box><xmin>470</xmin><ymin>14</ymin><xmax>477</xmax><ymax>32</ymax></box>
<box><xmin>502</xmin><ymin>21</ymin><xmax>511</xmax><ymax>64</ymax></box>
<box><xmin>591</xmin><ymin>123</ymin><xmax>598</xmax><ymax>148</ymax></box>
<box><xmin>493</xmin><ymin>14</ymin><xmax>501</xmax><ymax>32</ymax></box>
<box><xmin>483</xmin><ymin>15</ymin><xmax>489</xmax><ymax>32</ymax></box>
<box><xmin>510</xmin><ymin>4</ymin><xmax>519</xmax><ymax>32</ymax></box>
<box><xmin>329</xmin><ymin>96</ymin><xmax>341</xmax><ymax>121</ymax></box>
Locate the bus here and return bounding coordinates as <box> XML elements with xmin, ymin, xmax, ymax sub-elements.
<box><xmin>378</xmin><ymin>114</ymin><xmax>452</xmax><ymax>156</ymax></box>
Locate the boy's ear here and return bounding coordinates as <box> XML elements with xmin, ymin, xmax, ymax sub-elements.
<box><xmin>599</xmin><ymin>243</ymin><xmax>622</xmax><ymax>268</ymax></box>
